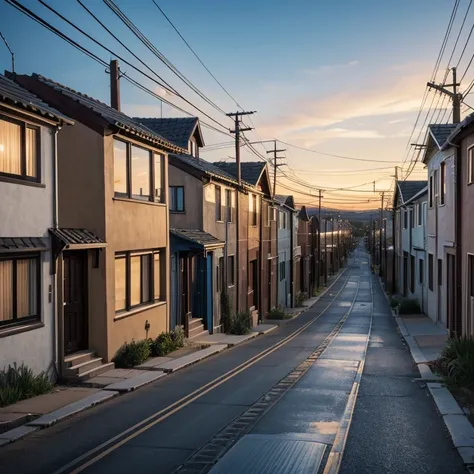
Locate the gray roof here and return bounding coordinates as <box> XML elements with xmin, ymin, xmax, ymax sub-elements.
<box><xmin>275</xmin><ymin>194</ymin><xmax>296</xmax><ymax>210</ymax></box>
<box><xmin>0</xmin><ymin>74</ymin><xmax>72</xmax><ymax>124</ymax></box>
<box><xmin>212</xmin><ymin>162</ymin><xmax>266</xmax><ymax>186</ymax></box>
<box><xmin>135</xmin><ymin>117</ymin><xmax>201</xmax><ymax>149</ymax></box>
<box><xmin>397</xmin><ymin>180</ymin><xmax>427</xmax><ymax>204</ymax></box>
<box><xmin>49</xmin><ymin>228</ymin><xmax>106</xmax><ymax>249</ymax></box>
<box><xmin>0</xmin><ymin>237</ymin><xmax>48</xmax><ymax>254</ymax></box>
<box><xmin>428</xmin><ymin>124</ymin><xmax>457</xmax><ymax>149</ymax></box>
<box><xmin>442</xmin><ymin>112</ymin><xmax>474</xmax><ymax>149</ymax></box>
<box><xmin>29</xmin><ymin>74</ymin><xmax>185</xmax><ymax>154</ymax></box>
<box><xmin>171</xmin><ymin>229</ymin><xmax>224</xmax><ymax>248</ymax></box>
<box><xmin>170</xmin><ymin>153</ymin><xmax>237</xmax><ymax>183</ymax></box>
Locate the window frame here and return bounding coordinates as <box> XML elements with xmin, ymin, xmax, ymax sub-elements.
<box><xmin>215</xmin><ymin>185</ymin><xmax>222</xmax><ymax>222</ymax></box>
<box><xmin>429</xmin><ymin>174</ymin><xmax>434</xmax><ymax>208</ymax></box>
<box><xmin>227</xmin><ymin>255</ymin><xmax>235</xmax><ymax>287</ymax></box>
<box><xmin>114</xmin><ymin>249</ymin><xmax>165</xmax><ymax>314</ymax></box>
<box><xmin>0</xmin><ymin>253</ymin><xmax>41</xmax><ymax>329</ymax></box>
<box><xmin>440</xmin><ymin>161</ymin><xmax>446</xmax><ymax>205</ymax></box>
<box><xmin>419</xmin><ymin>258</ymin><xmax>424</xmax><ymax>285</ymax></box>
<box><xmin>250</xmin><ymin>193</ymin><xmax>258</xmax><ymax>226</ymax></box>
<box><xmin>0</xmin><ymin>114</ymin><xmax>41</xmax><ymax>184</ymax></box>
<box><xmin>428</xmin><ymin>253</ymin><xmax>434</xmax><ymax>291</ymax></box>
<box><xmin>113</xmin><ymin>138</ymin><xmax>165</xmax><ymax>204</ymax></box>
<box><xmin>438</xmin><ymin>258</ymin><xmax>443</xmax><ymax>287</ymax></box>
<box><xmin>410</xmin><ymin>255</ymin><xmax>415</xmax><ymax>293</ymax></box>
<box><xmin>468</xmin><ymin>146</ymin><xmax>474</xmax><ymax>185</ymax></box>
<box><xmin>225</xmin><ymin>189</ymin><xmax>233</xmax><ymax>223</ymax></box>
<box><xmin>403</xmin><ymin>209</ymin><xmax>408</xmax><ymax>229</ymax></box>
<box><xmin>169</xmin><ymin>186</ymin><xmax>185</xmax><ymax>212</ymax></box>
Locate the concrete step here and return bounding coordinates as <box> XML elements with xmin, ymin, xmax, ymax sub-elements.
<box><xmin>189</xmin><ymin>318</ymin><xmax>204</xmax><ymax>331</ymax></box>
<box><xmin>189</xmin><ymin>324</ymin><xmax>205</xmax><ymax>337</ymax></box>
<box><xmin>77</xmin><ymin>362</ymin><xmax>115</xmax><ymax>382</ymax></box>
<box><xmin>64</xmin><ymin>350</ymin><xmax>96</xmax><ymax>368</ymax></box>
<box><xmin>189</xmin><ymin>328</ymin><xmax>209</xmax><ymax>340</ymax></box>
<box><xmin>67</xmin><ymin>357</ymin><xmax>104</xmax><ymax>376</ymax></box>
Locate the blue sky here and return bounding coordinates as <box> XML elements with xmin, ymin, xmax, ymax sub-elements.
<box><xmin>0</xmin><ymin>0</ymin><xmax>465</xmax><ymax>208</ymax></box>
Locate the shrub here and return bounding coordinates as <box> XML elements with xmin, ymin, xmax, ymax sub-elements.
<box><xmin>151</xmin><ymin>327</ymin><xmax>185</xmax><ymax>357</ymax></box>
<box><xmin>221</xmin><ymin>291</ymin><xmax>232</xmax><ymax>333</ymax></box>
<box><xmin>398</xmin><ymin>298</ymin><xmax>421</xmax><ymax>314</ymax></box>
<box><xmin>0</xmin><ymin>364</ymin><xmax>53</xmax><ymax>408</ymax></box>
<box><xmin>295</xmin><ymin>292</ymin><xmax>308</xmax><ymax>307</ymax></box>
<box><xmin>113</xmin><ymin>339</ymin><xmax>151</xmax><ymax>368</ymax></box>
<box><xmin>230</xmin><ymin>310</ymin><xmax>252</xmax><ymax>335</ymax></box>
<box><xmin>438</xmin><ymin>337</ymin><xmax>474</xmax><ymax>388</ymax></box>
<box><xmin>389</xmin><ymin>296</ymin><xmax>401</xmax><ymax>308</ymax></box>
<box><xmin>267</xmin><ymin>307</ymin><xmax>287</xmax><ymax>320</ymax></box>
<box><xmin>172</xmin><ymin>325</ymin><xmax>185</xmax><ymax>349</ymax></box>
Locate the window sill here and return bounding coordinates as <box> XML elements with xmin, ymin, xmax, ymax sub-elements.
<box><xmin>0</xmin><ymin>321</ymin><xmax>44</xmax><ymax>339</ymax></box>
<box><xmin>0</xmin><ymin>175</ymin><xmax>45</xmax><ymax>188</ymax></box>
<box><xmin>170</xmin><ymin>210</ymin><xmax>186</xmax><ymax>214</ymax></box>
<box><xmin>113</xmin><ymin>197</ymin><xmax>166</xmax><ymax>207</ymax></box>
<box><xmin>114</xmin><ymin>301</ymin><xmax>167</xmax><ymax>321</ymax></box>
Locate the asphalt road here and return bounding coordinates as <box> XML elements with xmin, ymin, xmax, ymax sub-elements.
<box><xmin>0</xmin><ymin>243</ymin><xmax>466</xmax><ymax>474</ymax></box>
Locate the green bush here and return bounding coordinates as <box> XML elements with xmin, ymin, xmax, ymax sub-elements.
<box><xmin>295</xmin><ymin>292</ymin><xmax>308</xmax><ymax>307</ymax></box>
<box><xmin>389</xmin><ymin>296</ymin><xmax>400</xmax><ymax>308</ymax></box>
<box><xmin>230</xmin><ymin>310</ymin><xmax>252</xmax><ymax>335</ymax></box>
<box><xmin>220</xmin><ymin>291</ymin><xmax>232</xmax><ymax>333</ymax></box>
<box><xmin>398</xmin><ymin>298</ymin><xmax>421</xmax><ymax>314</ymax></box>
<box><xmin>267</xmin><ymin>307</ymin><xmax>287</xmax><ymax>320</ymax></box>
<box><xmin>0</xmin><ymin>364</ymin><xmax>53</xmax><ymax>408</ymax></box>
<box><xmin>438</xmin><ymin>337</ymin><xmax>474</xmax><ymax>388</ymax></box>
<box><xmin>113</xmin><ymin>339</ymin><xmax>151</xmax><ymax>368</ymax></box>
<box><xmin>172</xmin><ymin>325</ymin><xmax>185</xmax><ymax>348</ymax></box>
<box><xmin>151</xmin><ymin>327</ymin><xmax>185</xmax><ymax>357</ymax></box>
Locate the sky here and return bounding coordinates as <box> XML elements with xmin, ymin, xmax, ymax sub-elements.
<box><xmin>0</xmin><ymin>0</ymin><xmax>470</xmax><ymax>210</ymax></box>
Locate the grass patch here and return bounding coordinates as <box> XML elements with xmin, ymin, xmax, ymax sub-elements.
<box><xmin>0</xmin><ymin>364</ymin><xmax>53</xmax><ymax>408</ymax></box>
<box><xmin>229</xmin><ymin>310</ymin><xmax>252</xmax><ymax>335</ymax></box>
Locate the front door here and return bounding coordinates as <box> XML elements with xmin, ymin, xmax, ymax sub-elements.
<box><xmin>63</xmin><ymin>251</ymin><xmax>87</xmax><ymax>355</ymax></box>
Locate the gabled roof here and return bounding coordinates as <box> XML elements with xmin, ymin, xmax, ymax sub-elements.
<box><xmin>275</xmin><ymin>194</ymin><xmax>296</xmax><ymax>210</ymax></box>
<box><xmin>9</xmin><ymin>72</ymin><xmax>185</xmax><ymax>154</ymax></box>
<box><xmin>429</xmin><ymin>124</ymin><xmax>457</xmax><ymax>149</ymax></box>
<box><xmin>212</xmin><ymin>162</ymin><xmax>267</xmax><ymax>186</ymax></box>
<box><xmin>135</xmin><ymin>117</ymin><xmax>204</xmax><ymax>149</ymax></box>
<box><xmin>395</xmin><ymin>180</ymin><xmax>427</xmax><ymax>207</ymax></box>
<box><xmin>298</xmin><ymin>206</ymin><xmax>310</xmax><ymax>221</ymax></box>
<box><xmin>442</xmin><ymin>112</ymin><xmax>474</xmax><ymax>149</ymax></box>
<box><xmin>171</xmin><ymin>229</ymin><xmax>224</xmax><ymax>249</ymax></box>
<box><xmin>0</xmin><ymin>73</ymin><xmax>72</xmax><ymax>124</ymax></box>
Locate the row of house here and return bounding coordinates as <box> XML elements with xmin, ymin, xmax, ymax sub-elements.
<box><xmin>392</xmin><ymin>116</ymin><xmax>474</xmax><ymax>337</ymax></box>
<box><xmin>0</xmin><ymin>66</ymin><xmax>351</xmax><ymax>381</ymax></box>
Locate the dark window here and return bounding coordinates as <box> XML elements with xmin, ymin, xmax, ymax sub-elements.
<box><xmin>169</xmin><ymin>186</ymin><xmax>184</xmax><ymax>212</ymax></box>
<box><xmin>403</xmin><ymin>209</ymin><xmax>408</xmax><ymax>229</ymax></box>
<box><xmin>249</xmin><ymin>259</ymin><xmax>258</xmax><ymax>306</ymax></box>
<box><xmin>113</xmin><ymin>139</ymin><xmax>164</xmax><ymax>203</ymax></box>
<box><xmin>0</xmin><ymin>116</ymin><xmax>40</xmax><ymax>182</ymax></box>
<box><xmin>419</xmin><ymin>258</ymin><xmax>424</xmax><ymax>284</ymax></box>
<box><xmin>410</xmin><ymin>208</ymin><xmax>414</xmax><ymax>229</ymax></box>
<box><xmin>225</xmin><ymin>189</ymin><xmax>232</xmax><ymax>223</ymax></box>
<box><xmin>440</xmin><ymin>162</ymin><xmax>446</xmax><ymax>205</ymax></box>
<box><xmin>115</xmin><ymin>250</ymin><xmax>164</xmax><ymax>313</ymax></box>
<box><xmin>429</xmin><ymin>175</ymin><xmax>434</xmax><ymax>207</ymax></box>
<box><xmin>227</xmin><ymin>255</ymin><xmax>235</xmax><ymax>286</ymax></box>
<box><xmin>428</xmin><ymin>254</ymin><xmax>434</xmax><ymax>291</ymax></box>
<box><xmin>469</xmin><ymin>147</ymin><xmax>474</xmax><ymax>184</ymax></box>
<box><xmin>279</xmin><ymin>260</ymin><xmax>286</xmax><ymax>281</ymax></box>
<box><xmin>217</xmin><ymin>257</ymin><xmax>224</xmax><ymax>292</ymax></box>
<box><xmin>216</xmin><ymin>185</ymin><xmax>222</xmax><ymax>221</ymax></box>
<box><xmin>250</xmin><ymin>194</ymin><xmax>257</xmax><ymax>226</ymax></box>
<box><xmin>0</xmin><ymin>254</ymin><xmax>40</xmax><ymax>328</ymax></box>
<box><xmin>417</xmin><ymin>203</ymin><xmax>423</xmax><ymax>226</ymax></box>
<box><xmin>410</xmin><ymin>255</ymin><xmax>415</xmax><ymax>293</ymax></box>
<box><xmin>438</xmin><ymin>259</ymin><xmax>443</xmax><ymax>287</ymax></box>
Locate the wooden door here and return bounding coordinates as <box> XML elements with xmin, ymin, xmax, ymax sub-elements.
<box><xmin>64</xmin><ymin>252</ymin><xmax>87</xmax><ymax>355</ymax></box>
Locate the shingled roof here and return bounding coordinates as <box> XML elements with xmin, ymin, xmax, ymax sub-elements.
<box><xmin>171</xmin><ymin>229</ymin><xmax>224</xmax><ymax>249</ymax></box>
<box><xmin>428</xmin><ymin>124</ymin><xmax>457</xmax><ymax>149</ymax></box>
<box><xmin>212</xmin><ymin>162</ymin><xmax>267</xmax><ymax>186</ymax></box>
<box><xmin>135</xmin><ymin>117</ymin><xmax>203</xmax><ymax>149</ymax></box>
<box><xmin>0</xmin><ymin>74</ymin><xmax>72</xmax><ymax>124</ymax></box>
<box><xmin>275</xmin><ymin>194</ymin><xmax>296</xmax><ymax>210</ymax></box>
<box><xmin>442</xmin><ymin>112</ymin><xmax>474</xmax><ymax>149</ymax></box>
<box><xmin>396</xmin><ymin>180</ymin><xmax>427</xmax><ymax>205</ymax></box>
<box><xmin>169</xmin><ymin>153</ymin><xmax>237</xmax><ymax>183</ymax></box>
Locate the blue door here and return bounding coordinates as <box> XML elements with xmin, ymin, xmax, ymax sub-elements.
<box><xmin>206</xmin><ymin>254</ymin><xmax>213</xmax><ymax>333</ymax></box>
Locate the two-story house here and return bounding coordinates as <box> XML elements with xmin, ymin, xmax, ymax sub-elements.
<box><xmin>12</xmin><ymin>71</ymin><xmax>185</xmax><ymax>380</ymax></box>
<box><xmin>422</xmin><ymin>124</ymin><xmax>458</xmax><ymax>333</ymax></box>
<box><xmin>0</xmin><ymin>74</ymin><xmax>73</xmax><ymax>377</ymax></box>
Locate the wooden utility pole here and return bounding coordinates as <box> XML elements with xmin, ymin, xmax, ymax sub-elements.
<box><xmin>227</xmin><ymin>111</ymin><xmax>255</xmax><ymax>184</ymax></box>
<box><xmin>266</xmin><ymin>141</ymin><xmax>285</xmax><ymax>198</ymax></box>
<box><xmin>427</xmin><ymin>67</ymin><xmax>463</xmax><ymax>124</ymax></box>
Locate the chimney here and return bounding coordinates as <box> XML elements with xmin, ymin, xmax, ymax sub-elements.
<box><xmin>110</xmin><ymin>59</ymin><xmax>120</xmax><ymax>111</ymax></box>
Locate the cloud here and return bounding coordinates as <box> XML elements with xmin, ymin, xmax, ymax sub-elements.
<box><xmin>388</xmin><ymin>118</ymin><xmax>407</xmax><ymax>124</ymax></box>
<box><xmin>304</xmin><ymin>60</ymin><xmax>360</xmax><ymax>75</ymax></box>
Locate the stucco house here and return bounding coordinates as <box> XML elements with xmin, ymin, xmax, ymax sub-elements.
<box><xmin>0</xmin><ymin>74</ymin><xmax>72</xmax><ymax>377</ymax></box>
<box><xmin>11</xmin><ymin>72</ymin><xmax>185</xmax><ymax>380</ymax></box>
<box><xmin>422</xmin><ymin>124</ymin><xmax>458</xmax><ymax>333</ymax></box>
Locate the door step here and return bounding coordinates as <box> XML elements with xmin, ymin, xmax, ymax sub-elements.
<box><xmin>63</xmin><ymin>351</ymin><xmax>115</xmax><ymax>382</ymax></box>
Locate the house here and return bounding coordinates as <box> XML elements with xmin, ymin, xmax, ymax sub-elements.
<box><xmin>296</xmin><ymin>206</ymin><xmax>312</xmax><ymax>298</ymax></box>
<box><xmin>274</xmin><ymin>195</ymin><xmax>296</xmax><ymax>307</ymax></box>
<box><xmin>0</xmin><ymin>74</ymin><xmax>73</xmax><ymax>377</ymax></box>
<box><xmin>422</xmin><ymin>124</ymin><xmax>458</xmax><ymax>333</ymax></box>
<box><xmin>393</xmin><ymin>181</ymin><xmax>428</xmax><ymax>311</ymax></box>
<box><xmin>213</xmin><ymin>161</ymin><xmax>274</xmax><ymax>319</ymax></box>
<box><xmin>11</xmin><ymin>70</ymin><xmax>185</xmax><ymax>380</ymax></box>
<box><xmin>442</xmin><ymin>113</ymin><xmax>474</xmax><ymax>337</ymax></box>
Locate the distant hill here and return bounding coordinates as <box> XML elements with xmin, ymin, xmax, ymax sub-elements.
<box><xmin>305</xmin><ymin>207</ymin><xmax>390</xmax><ymax>221</ymax></box>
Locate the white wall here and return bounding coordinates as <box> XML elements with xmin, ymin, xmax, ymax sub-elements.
<box><xmin>0</xmin><ymin>122</ymin><xmax>55</xmax><ymax>376</ymax></box>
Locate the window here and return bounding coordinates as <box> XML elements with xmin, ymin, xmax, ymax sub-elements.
<box><xmin>279</xmin><ymin>260</ymin><xmax>286</xmax><ymax>281</ymax></box>
<box><xmin>403</xmin><ymin>209</ymin><xmax>408</xmax><ymax>229</ymax></box>
<box><xmin>265</xmin><ymin>202</ymin><xmax>271</xmax><ymax>227</ymax></box>
<box><xmin>428</xmin><ymin>253</ymin><xmax>434</xmax><ymax>291</ymax></box>
<box><xmin>279</xmin><ymin>211</ymin><xmax>287</xmax><ymax>230</ymax></box>
<box><xmin>429</xmin><ymin>175</ymin><xmax>434</xmax><ymax>208</ymax></box>
<box><xmin>438</xmin><ymin>259</ymin><xmax>443</xmax><ymax>287</ymax></box>
<box><xmin>410</xmin><ymin>208</ymin><xmax>414</xmax><ymax>229</ymax></box>
<box><xmin>469</xmin><ymin>147</ymin><xmax>474</xmax><ymax>184</ymax></box>
<box><xmin>0</xmin><ymin>255</ymin><xmax>40</xmax><ymax>328</ymax></box>
<box><xmin>113</xmin><ymin>139</ymin><xmax>164</xmax><ymax>203</ymax></box>
<box><xmin>225</xmin><ymin>189</ymin><xmax>233</xmax><ymax>223</ymax></box>
<box><xmin>217</xmin><ymin>257</ymin><xmax>224</xmax><ymax>292</ymax></box>
<box><xmin>227</xmin><ymin>255</ymin><xmax>235</xmax><ymax>286</ymax></box>
<box><xmin>215</xmin><ymin>185</ymin><xmax>222</xmax><ymax>221</ymax></box>
<box><xmin>422</xmin><ymin>202</ymin><xmax>427</xmax><ymax>224</ymax></box>
<box><xmin>169</xmin><ymin>186</ymin><xmax>184</xmax><ymax>212</ymax></box>
<box><xmin>410</xmin><ymin>255</ymin><xmax>415</xmax><ymax>293</ymax></box>
<box><xmin>419</xmin><ymin>258</ymin><xmax>424</xmax><ymax>284</ymax></box>
<box><xmin>440</xmin><ymin>162</ymin><xmax>446</xmax><ymax>205</ymax></box>
<box><xmin>417</xmin><ymin>203</ymin><xmax>422</xmax><ymax>226</ymax></box>
<box><xmin>0</xmin><ymin>116</ymin><xmax>39</xmax><ymax>182</ymax></box>
<box><xmin>250</xmin><ymin>194</ymin><xmax>257</xmax><ymax>226</ymax></box>
<box><xmin>115</xmin><ymin>250</ymin><xmax>164</xmax><ymax>313</ymax></box>
<box><xmin>249</xmin><ymin>259</ymin><xmax>258</xmax><ymax>306</ymax></box>
<box><xmin>188</xmin><ymin>140</ymin><xmax>197</xmax><ymax>157</ymax></box>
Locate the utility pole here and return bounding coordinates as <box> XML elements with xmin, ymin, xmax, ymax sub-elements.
<box><xmin>330</xmin><ymin>218</ymin><xmax>334</xmax><ymax>276</ymax></box>
<box><xmin>227</xmin><ymin>110</ymin><xmax>256</xmax><ymax>312</ymax></box>
<box><xmin>0</xmin><ymin>31</ymin><xmax>14</xmax><ymax>73</ymax></box>
<box><xmin>427</xmin><ymin>67</ymin><xmax>463</xmax><ymax>124</ymax></box>
<box><xmin>266</xmin><ymin>141</ymin><xmax>285</xmax><ymax>198</ymax></box>
<box><xmin>379</xmin><ymin>191</ymin><xmax>384</xmax><ymax>277</ymax></box>
<box><xmin>324</xmin><ymin>218</ymin><xmax>328</xmax><ymax>285</ymax></box>
<box><xmin>317</xmin><ymin>190</ymin><xmax>323</xmax><ymax>290</ymax></box>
